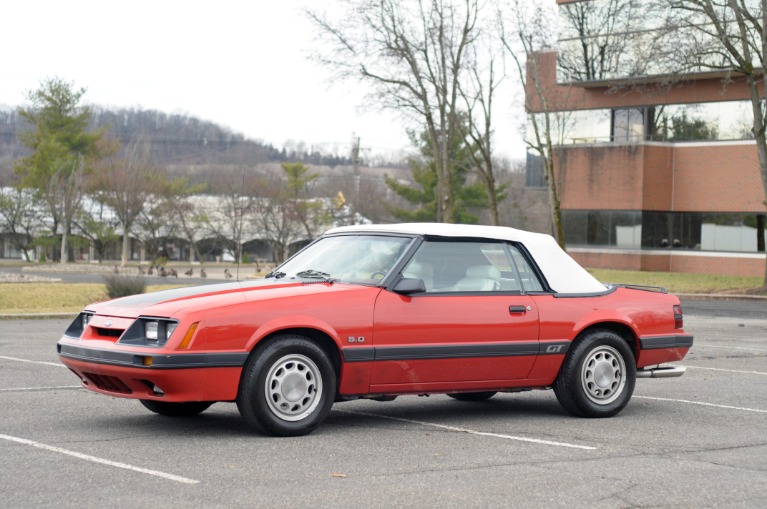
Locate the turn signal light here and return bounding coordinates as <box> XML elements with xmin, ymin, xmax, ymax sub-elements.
<box><xmin>179</xmin><ymin>322</ymin><xmax>199</xmax><ymax>350</ymax></box>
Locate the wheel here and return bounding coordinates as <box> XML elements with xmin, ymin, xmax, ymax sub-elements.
<box><xmin>447</xmin><ymin>392</ymin><xmax>497</xmax><ymax>402</ymax></box>
<box><xmin>139</xmin><ymin>400</ymin><xmax>213</xmax><ymax>417</ymax></box>
<box><xmin>237</xmin><ymin>335</ymin><xmax>336</xmax><ymax>436</ymax></box>
<box><xmin>553</xmin><ymin>329</ymin><xmax>636</xmax><ymax>418</ymax></box>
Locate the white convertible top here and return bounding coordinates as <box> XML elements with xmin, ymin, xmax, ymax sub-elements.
<box><xmin>326</xmin><ymin>223</ymin><xmax>607</xmax><ymax>294</ymax></box>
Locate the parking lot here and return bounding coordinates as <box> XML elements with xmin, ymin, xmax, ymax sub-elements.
<box><xmin>1</xmin><ymin>301</ymin><xmax>765</xmax><ymax>508</ymax></box>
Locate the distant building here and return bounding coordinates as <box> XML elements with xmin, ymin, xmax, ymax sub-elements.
<box><xmin>527</xmin><ymin>0</ymin><xmax>766</xmax><ymax>276</ymax></box>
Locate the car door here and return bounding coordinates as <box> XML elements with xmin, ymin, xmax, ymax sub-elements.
<box><xmin>370</xmin><ymin>239</ymin><xmax>541</xmax><ymax>391</ymax></box>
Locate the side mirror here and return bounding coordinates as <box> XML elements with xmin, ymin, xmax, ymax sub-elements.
<box><xmin>393</xmin><ymin>278</ymin><xmax>426</xmax><ymax>295</ymax></box>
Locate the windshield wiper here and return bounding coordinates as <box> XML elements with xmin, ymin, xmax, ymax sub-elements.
<box><xmin>295</xmin><ymin>269</ymin><xmax>333</xmax><ymax>281</ymax></box>
<box><xmin>265</xmin><ymin>270</ymin><xmax>286</xmax><ymax>279</ymax></box>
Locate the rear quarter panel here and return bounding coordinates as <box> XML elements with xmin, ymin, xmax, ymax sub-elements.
<box><xmin>532</xmin><ymin>287</ymin><xmax>688</xmax><ymax>371</ymax></box>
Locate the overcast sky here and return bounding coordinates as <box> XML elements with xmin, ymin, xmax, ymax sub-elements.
<box><xmin>1</xmin><ymin>0</ymin><xmax>525</xmax><ymax>159</ymax></box>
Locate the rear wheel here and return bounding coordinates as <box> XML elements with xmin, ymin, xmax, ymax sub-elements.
<box><xmin>553</xmin><ymin>329</ymin><xmax>635</xmax><ymax>418</ymax></box>
<box><xmin>447</xmin><ymin>392</ymin><xmax>497</xmax><ymax>402</ymax></box>
<box><xmin>139</xmin><ymin>400</ymin><xmax>213</xmax><ymax>417</ymax></box>
<box><xmin>237</xmin><ymin>335</ymin><xmax>336</xmax><ymax>436</ymax></box>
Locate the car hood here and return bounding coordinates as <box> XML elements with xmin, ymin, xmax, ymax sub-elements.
<box><xmin>85</xmin><ymin>279</ymin><xmax>340</xmax><ymax>319</ymax></box>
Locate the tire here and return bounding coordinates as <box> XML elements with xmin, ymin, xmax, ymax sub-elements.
<box><xmin>139</xmin><ymin>400</ymin><xmax>213</xmax><ymax>417</ymax></box>
<box><xmin>236</xmin><ymin>335</ymin><xmax>336</xmax><ymax>437</ymax></box>
<box><xmin>447</xmin><ymin>392</ymin><xmax>497</xmax><ymax>402</ymax></box>
<box><xmin>553</xmin><ymin>329</ymin><xmax>636</xmax><ymax>418</ymax></box>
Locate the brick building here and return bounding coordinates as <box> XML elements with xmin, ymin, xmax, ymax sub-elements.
<box><xmin>528</xmin><ymin>0</ymin><xmax>767</xmax><ymax>276</ymax></box>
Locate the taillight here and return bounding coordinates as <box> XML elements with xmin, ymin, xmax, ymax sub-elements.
<box><xmin>673</xmin><ymin>304</ymin><xmax>683</xmax><ymax>329</ymax></box>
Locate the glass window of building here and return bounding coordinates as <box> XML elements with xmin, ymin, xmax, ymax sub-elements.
<box><xmin>612</xmin><ymin>108</ymin><xmax>646</xmax><ymax>142</ymax></box>
<box><xmin>565</xmin><ymin>210</ymin><xmax>765</xmax><ymax>253</ymax></box>
<box><xmin>563</xmin><ymin>210</ymin><xmax>641</xmax><ymax>249</ymax></box>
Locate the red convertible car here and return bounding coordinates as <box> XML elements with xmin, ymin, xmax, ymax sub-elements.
<box><xmin>58</xmin><ymin>223</ymin><xmax>692</xmax><ymax>436</ymax></box>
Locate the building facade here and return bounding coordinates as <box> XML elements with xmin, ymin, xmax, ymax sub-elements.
<box><xmin>528</xmin><ymin>0</ymin><xmax>767</xmax><ymax>276</ymax></box>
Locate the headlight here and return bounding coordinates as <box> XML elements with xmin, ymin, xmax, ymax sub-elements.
<box><xmin>145</xmin><ymin>321</ymin><xmax>159</xmax><ymax>340</ymax></box>
<box><xmin>120</xmin><ymin>317</ymin><xmax>179</xmax><ymax>347</ymax></box>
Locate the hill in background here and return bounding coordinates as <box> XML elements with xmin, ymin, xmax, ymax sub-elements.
<box><xmin>0</xmin><ymin>106</ymin><xmax>406</xmax><ymax>173</ymax></box>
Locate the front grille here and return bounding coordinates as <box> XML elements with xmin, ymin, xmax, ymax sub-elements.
<box><xmin>95</xmin><ymin>327</ymin><xmax>124</xmax><ymax>338</ymax></box>
<box><xmin>83</xmin><ymin>373</ymin><xmax>133</xmax><ymax>394</ymax></box>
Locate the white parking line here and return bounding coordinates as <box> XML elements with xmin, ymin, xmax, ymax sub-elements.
<box><xmin>685</xmin><ymin>366</ymin><xmax>767</xmax><ymax>376</ymax></box>
<box><xmin>0</xmin><ymin>434</ymin><xmax>201</xmax><ymax>484</ymax></box>
<box><xmin>336</xmin><ymin>409</ymin><xmax>597</xmax><ymax>450</ymax></box>
<box><xmin>0</xmin><ymin>386</ymin><xmax>81</xmax><ymax>392</ymax></box>
<box><xmin>694</xmin><ymin>344</ymin><xmax>767</xmax><ymax>353</ymax></box>
<box><xmin>635</xmin><ymin>396</ymin><xmax>767</xmax><ymax>414</ymax></box>
<box><xmin>0</xmin><ymin>355</ymin><xmax>65</xmax><ymax>368</ymax></box>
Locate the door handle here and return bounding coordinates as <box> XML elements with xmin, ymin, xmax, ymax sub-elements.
<box><xmin>509</xmin><ymin>305</ymin><xmax>528</xmax><ymax>314</ymax></box>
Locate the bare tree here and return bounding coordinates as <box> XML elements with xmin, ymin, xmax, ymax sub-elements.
<box><xmin>307</xmin><ymin>0</ymin><xmax>481</xmax><ymax>223</ymax></box>
<box><xmin>164</xmin><ymin>178</ymin><xmax>207</xmax><ymax>264</ymax></box>
<box><xmin>74</xmin><ymin>199</ymin><xmax>119</xmax><ymax>263</ymax></box>
<box><xmin>664</xmin><ymin>0</ymin><xmax>767</xmax><ymax>286</ymax></box>
<box><xmin>0</xmin><ymin>183</ymin><xmax>43</xmax><ymax>261</ymax></box>
<box><xmin>252</xmin><ymin>173</ymin><xmax>305</xmax><ymax>264</ymax></box>
<box><xmin>500</xmin><ymin>0</ymin><xmax>570</xmax><ymax>248</ymax></box>
<box><xmin>134</xmin><ymin>199</ymin><xmax>176</xmax><ymax>264</ymax></box>
<box><xmin>204</xmin><ymin>168</ymin><xmax>261</xmax><ymax>263</ymax></box>
<box><xmin>47</xmin><ymin>155</ymin><xmax>87</xmax><ymax>263</ymax></box>
<box><xmin>92</xmin><ymin>135</ymin><xmax>159</xmax><ymax>266</ymax></box>
<box><xmin>460</xmin><ymin>33</ymin><xmax>507</xmax><ymax>225</ymax></box>
<box><xmin>557</xmin><ymin>0</ymin><xmax>642</xmax><ymax>82</ymax></box>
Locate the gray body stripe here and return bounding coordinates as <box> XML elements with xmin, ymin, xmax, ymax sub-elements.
<box><xmin>342</xmin><ymin>341</ymin><xmax>571</xmax><ymax>363</ymax></box>
<box><xmin>639</xmin><ymin>335</ymin><xmax>694</xmax><ymax>350</ymax></box>
<box><xmin>58</xmin><ymin>344</ymin><xmax>248</xmax><ymax>369</ymax></box>
<box><xmin>61</xmin><ymin>334</ymin><xmax>692</xmax><ymax>369</ymax></box>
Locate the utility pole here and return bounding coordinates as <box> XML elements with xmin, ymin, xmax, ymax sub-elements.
<box><xmin>351</xmin><ymin>134</ymin><xmax>361</xmax><ymax>225</ymax></box>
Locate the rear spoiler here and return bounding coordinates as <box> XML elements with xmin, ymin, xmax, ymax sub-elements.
<box><xmin>606</xmin><ymin>283</ymin><xmax>668</xmax><ymax>294</ymax></box>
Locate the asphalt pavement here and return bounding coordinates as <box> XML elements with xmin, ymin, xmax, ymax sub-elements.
<box><xmin>0</xmin><ymin>304</ymin><xmax>765</xmax><ymax>507</ymax></box>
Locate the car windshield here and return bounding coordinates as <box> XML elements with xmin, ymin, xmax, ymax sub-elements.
<box><xmin>272</xmin><ymin>235</ymin><xmax>413</xmax><ymax>284</ymax></box>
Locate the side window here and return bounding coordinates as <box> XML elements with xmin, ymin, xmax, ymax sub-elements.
<box><xmin>507</xmin><ymin>244</ymin><xmax>545</xmax><ymax>292</ymax></box>
<box><xmin>402</xmin><ymin>240</ymin><xmax>506</xmax><ymax>293</ymax></box>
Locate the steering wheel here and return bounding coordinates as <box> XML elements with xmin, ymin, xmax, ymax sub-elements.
<box><xmin>370</xmin><ymin>271</ymin><xmax>387</xmax><ymax>280</ymax></box>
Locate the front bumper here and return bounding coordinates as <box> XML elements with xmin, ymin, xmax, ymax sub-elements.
<box><xmin>57</xmin><ymin>341</ymin><xmax>244</xmax><ymax>402</ymax></box>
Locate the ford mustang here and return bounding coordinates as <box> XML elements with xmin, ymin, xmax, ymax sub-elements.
<box><xmin>58</xmin><ymin>223</ymin><xmax>692</xmax><ymax>436</ymax></box>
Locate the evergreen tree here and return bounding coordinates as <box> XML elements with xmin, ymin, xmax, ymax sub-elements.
<box><xmin>385</xmin><ymin>128</ymin><xmax>487</xmax><ymax>224</ymax></box>
<box><xmin>15</xmin><ymin>78</ymin><xmax>106</xmax><ymax>262</ymax></box>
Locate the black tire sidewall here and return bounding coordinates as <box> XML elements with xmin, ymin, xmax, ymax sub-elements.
<box><xmin>237</xmin><ymin>336</ymin><xmax>336</xmax><ymax>436</ymax></box>
<box><xmin>555</xmin><ymin>330</ymin><xmax>636</xmax><ymax>418</ymax></box>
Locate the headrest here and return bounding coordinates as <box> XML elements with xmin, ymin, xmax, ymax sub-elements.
<box><xmin>466</xmin><ymin>265</ymin><xmax>500</xmax><ymax>280</ymax></box>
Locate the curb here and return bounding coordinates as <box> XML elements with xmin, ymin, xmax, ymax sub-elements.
<box><xmin>0</xmin><ymin>313</ymin><xmax>77</xmax><ymax>320</ymax></box>
<box><xmin>677</xmin><ymin>293</ymin><xmax>767</xmax><ymax>301</ymax></box>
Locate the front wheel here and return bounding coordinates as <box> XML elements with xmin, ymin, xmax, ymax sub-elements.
<box><xmin>553</xmin><ymin>329</ymin><xmax>636</xmax><ymax>418</ymax></box>
<box><xmin>237</xmin><ymin>335</ymin><xmax>336</xmax><ymax>436</ymax></box>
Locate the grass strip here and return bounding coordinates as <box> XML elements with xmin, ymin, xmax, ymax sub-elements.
<box><xmin>0</xmin><ymin>283</ymin><xmax>188</xmax><ymax>315</ymax></box>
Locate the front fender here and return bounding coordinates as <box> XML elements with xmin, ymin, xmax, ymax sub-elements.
<box><xmin>247</xmin><ymin>315</ymin><xmax>344</xmax><ymax>351</ymax></box>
